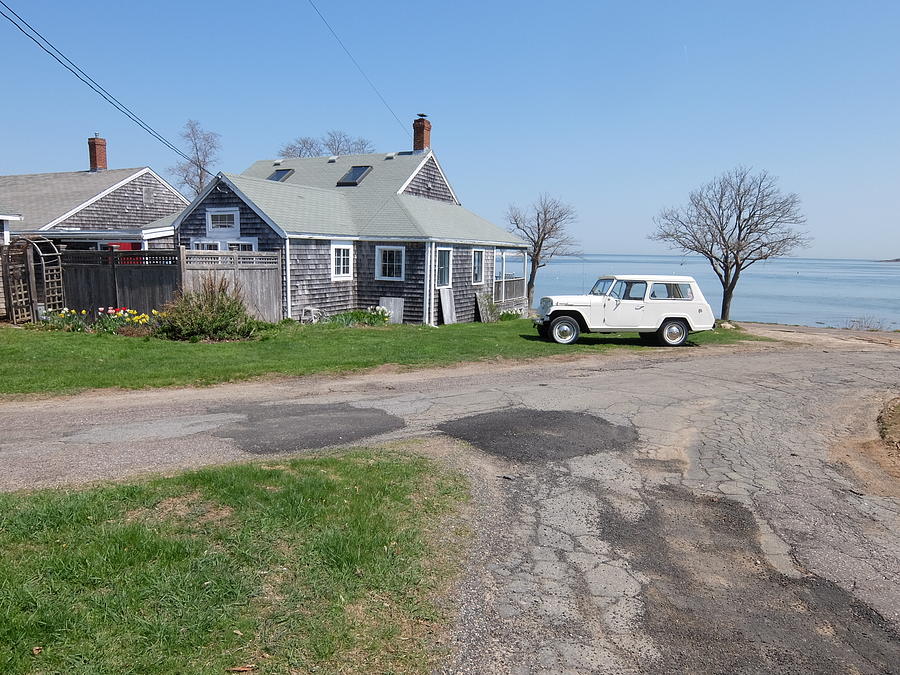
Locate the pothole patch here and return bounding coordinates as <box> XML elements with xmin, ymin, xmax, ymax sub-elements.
<box><xmin>438</xmin><ymin>408</ymin><xmax>638</xmax><ymax>462</ymax></box>
<box><xmin>212</xmin><ymin>402</ymin><xmax>405</xmax><ymax>454</ymax></box>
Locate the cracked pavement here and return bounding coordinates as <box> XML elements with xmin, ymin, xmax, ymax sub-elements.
<box><xmin>1</xmin><ymin>325</ymin><xmax>899</xmax><ymax>672</ymax></box>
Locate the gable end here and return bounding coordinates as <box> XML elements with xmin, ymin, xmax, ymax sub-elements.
<box><xmin>402</xmin><ymin>156</ymin><xmax>456</xmax><ymax>204</ymax></box>
<box><xmin>53</xmin><ymin>171</ymin><xmax>189</xmax><ymax>231</ymax></box>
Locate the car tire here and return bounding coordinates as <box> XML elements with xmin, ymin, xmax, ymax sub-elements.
<box><xmin>656</xmin><ymin>319</ymin><xmax>689</xmax><ymax>346</ymax></box>
<box><xmin>550</xmin><ymin>316</ymin><xmax>581</xmax><ymax>345</ymax></box>
<box><xmin>537</xmin><ymin>323</ymin><xmax>550</xmax><ymax>340</ymax></box>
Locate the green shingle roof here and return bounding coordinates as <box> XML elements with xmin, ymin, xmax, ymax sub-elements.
<box><xmin>235</xmin><ymin>152</ymin><xmax>524</xmax><ymax>246</ymax></box>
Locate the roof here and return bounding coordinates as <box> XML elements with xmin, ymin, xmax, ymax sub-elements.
<box><xmin>600</xmin><ymin>275</ymin><xmax>698</xmax><ymax>282</ymax></box>
<box><xmin>0</xmin><ymin>205</ymin><xmax>22</xmax><ymax>220</ymax></box>
<box><xmin>0</xmin><ymin>167</ymin><xmax>146</xmax><ymax>229</ymax></box>
<box><xmin>229</xmin><ymin>152</ymin><xmax>525</xmax><ymax>246</ymax></box>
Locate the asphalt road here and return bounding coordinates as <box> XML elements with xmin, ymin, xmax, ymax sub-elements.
<box><xmin>2</xmin><ymin>325</ymin><xmax>899</xmax><ymax>673</ymax></box>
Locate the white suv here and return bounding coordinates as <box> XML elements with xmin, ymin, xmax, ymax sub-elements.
<box><xmin>535</xmin><ymin>275</ymin><xmax>715</xmax><ymax>346</ymax></box>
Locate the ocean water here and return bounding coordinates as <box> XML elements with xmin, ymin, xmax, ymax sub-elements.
<box><xmin>532</xmin><ymin>254</ymin><xmax>900</xmax><ymax>329</ymax></box>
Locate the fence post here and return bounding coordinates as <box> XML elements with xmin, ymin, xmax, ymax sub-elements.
<box><xmin>178</xmin><ymin>246</ymin><xmax>186</xmax><ymax>291</ymax></box>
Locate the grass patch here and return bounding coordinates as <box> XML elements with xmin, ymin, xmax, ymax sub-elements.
<box><xmin>0</xmin><ymin>450</ymin><xmax>467</xmax><ymax>674</ymax></box>
<box><xmin>0</xmin><ymin>320</ymin><xmax>760</xmax><ymax>395</ymax></box>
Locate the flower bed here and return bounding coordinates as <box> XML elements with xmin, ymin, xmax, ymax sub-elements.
<box><xmin>40</xmin><ymin>307</ymin><xmax>161</xmax><ymax>336</ymax></box>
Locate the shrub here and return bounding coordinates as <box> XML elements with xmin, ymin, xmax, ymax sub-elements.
<box><xmin>499</xmin><ymin>311</ymin><xmax>521</xmax><ymax>321</ymax></box>
<box><xmin>326</xmin><ymin>306</ymin><xmax>391</xmax><ymax>327</ymax></box>
<box><xmin>153</xmin><ymin>276</ymin><xmax>258</xmax><ymax>341</ymax></box>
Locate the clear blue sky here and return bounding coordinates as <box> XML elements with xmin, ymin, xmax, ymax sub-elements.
<box><xmin>2</xmin><ymin>1</ymin><xmax>898</xmax><ymax>258</ymax></box>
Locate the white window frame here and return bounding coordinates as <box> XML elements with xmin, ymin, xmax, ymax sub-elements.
<box><xmin>205</xmin><ymin>207</ymin><xmax>240</xmax><ymax>238</ymax></box>
<box><xmin>375</xmin><ymin>245</ymin><xmax>405</xmax><ymax>281</ymax></box>
<box><xmin>471</xmin><ymin>249</ymin><xmax>485</xmax><ymax>285</ymax></box>
<box><xmin>436</xmin><ymin>247</ymin><xmax>453</xmax><ymax>288</ymax></box>
<box><xmin>227</xmin><ymin>240</ymin><xmax>257</xmax><ymax>252</ymax></box>
<box><xmin>191</xmin><ymin>240</ymin><xmax>222</xmax><ymax>251</ymax></box>
<box><xmin>331</xmin><ymin>241</ymin><xmax>354</xmax><ymax>281</ymax></box>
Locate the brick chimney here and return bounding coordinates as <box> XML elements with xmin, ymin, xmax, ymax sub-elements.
<box><xmin>88</xmin><ymin>134</ymin><xmax>107</xmax><ymax>171</ymax></box>
<box><xmin>412</xmin><ymin>114</ymin><xmax>431</xmax><ymax>152</ymax></box>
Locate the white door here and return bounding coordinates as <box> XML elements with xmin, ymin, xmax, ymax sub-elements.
<box><xmin>603</xmin><ymin>280</ymin><xmax>648</xmax><ymax>329</ymax></box>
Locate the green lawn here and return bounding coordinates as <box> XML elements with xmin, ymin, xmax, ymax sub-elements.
<box><xmin>0</xmin><ymin>319</ymin><xmax>762</xmax><ymax>395</ymax></box>
<box><xmin>0</xmin><ymin>449</ymin><xmax>467</xmax><ymax>674</ymax></box>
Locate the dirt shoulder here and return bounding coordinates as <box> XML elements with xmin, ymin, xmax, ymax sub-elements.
<box><xmin>741</xmin><ymin>322</ymin><xmax>900</xmax><ymax>348</ymax></box>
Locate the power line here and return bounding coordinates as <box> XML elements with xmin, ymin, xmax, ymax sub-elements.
<box><xmin>0</xmin><ymin>0</ymin><xmax>209</xmax><ymax>175</ymax></box>
<box><xmin>306</xmin><ymin>0</ymin><xmax>410</xmax><ymax>138</ymax></box>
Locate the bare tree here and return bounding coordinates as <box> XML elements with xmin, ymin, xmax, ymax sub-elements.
<box><xmin>651</xmin><ymin>166</ymin><xmax>809</xmax><ymax>320</ymax></box>
<box><xmin>321</xmin><ymin>130</ymin><xmax>374</xmax><ymax>155</ymax></box>
<box><xmin>169</xmin><ymin>120</ymin><xmax>220</xmax><ymax>197</ymax></box>
<box><xmin>279</xmin><ymin>136</ymin><xmax>323</xmax><ymax>158</ymax></box>
<box><xmin>279</xmin><ymin>130</ymin><xmax>374</xmax><ymax>158</ymax></box>
<box><xmin>507</xmin><ymin>193</ymin><xmax>580</xmax><ymax>306</ymax></box>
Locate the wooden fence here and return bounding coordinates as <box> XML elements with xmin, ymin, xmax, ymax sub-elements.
<box><xmin>182</xmin><ymin>250</ymin><xmax>282</xmax><ymax>322</ymax></box>
<box><xmin>59</xmin><ymin>247</ymin><xmax>283</xmax><ymax>322</ymax></box>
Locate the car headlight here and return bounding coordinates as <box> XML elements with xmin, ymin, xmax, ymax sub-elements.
<box><xmin>540</xmin><ymin>298</ymin><xmax>552</xmax><ymax>313</ymax></box>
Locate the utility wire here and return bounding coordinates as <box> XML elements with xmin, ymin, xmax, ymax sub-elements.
<box><xmin>0</xmin><ymin>0</ymin><xmax>209</xmax><ymax>175</ymax></box>
<box><xmin>306</xmin><ymin>0</ymin><xmax>410</xmax><ymax>138</ymax></box>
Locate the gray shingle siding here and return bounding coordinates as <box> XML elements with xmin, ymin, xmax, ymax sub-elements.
<box><xmin>431</xmin><ymin>244</ymin><xmax>494</xmax><ymax>324</ymax></box>
<box><xmin>177</xmin><ymin>182</ymin><xmax>283</xmax><ymax>252</ymax></box>
<box><xmin>356</xmin><ymin>242</ymin><xmax>426</xmax><ymax>323</ymax></box>
<box><xmin>54</xmin><ymin>173</ymin><xmax>185</xmax><ymax>231</ymax></box>
<box><xmin>288</xmin><ymin>239</ymin><xmax>355</xmax><ymax>319</ymax></box>
<box><xmin>402</xmin><ymin>157</ymin><xmax>455</xmax><ymax>203</ymax></box>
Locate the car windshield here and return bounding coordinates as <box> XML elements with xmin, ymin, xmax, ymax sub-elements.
<box><xmin>590</xmin><ymin>278</ymin><xmax>614</xmax><ymax>295</ymax></box>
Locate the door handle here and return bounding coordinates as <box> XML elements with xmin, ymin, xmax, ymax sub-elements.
<box><xmin>635</xmin><ymin>305</ymin><xmax>644</xmax><ymax>310</ymax></box>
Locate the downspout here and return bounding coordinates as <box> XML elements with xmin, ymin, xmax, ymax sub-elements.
<box><xmin>430</xmin><ymin>242</ymin><xmax>438</xmax><ymax>325</ymax></box>
<box><xmin>284</xmin><ymin>238</ymin><xmax>292</xmax><ymax>320</ymax></box>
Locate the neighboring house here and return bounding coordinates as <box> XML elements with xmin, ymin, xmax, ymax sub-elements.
<box><xmin>0</xmin><ymin>136</ymin><xmax>188</xmax><ymax>250</ymax></box>
<box><xmin>174</xmin><ymin>117</ymin><xmax>528</xmax><ymax>324</ymax></box>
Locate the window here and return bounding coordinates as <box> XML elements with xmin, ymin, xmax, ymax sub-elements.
<box><xmin>205</xmin><ymin>208</ymin><xmax>240</xmax><ymax>238</ymax></box>
<box><xmin>227</xmin><ymin>242</ymin><xmax>254</xmax><ymax>252</ymax></box>
<box><xmin>590</xmin><ymin>278</ymin><xmax>614</xmax><ymax>296</ymax></box>
<box><xmin>375</xmin><ymin>246</ymin><xmax>405</xmax><ymax>281</ymax></box>
<box><xmin>649</xmin><ymin>282</ymin><xmax>694</xmax><ymax>300</ymax></box>
<box><xmin>336</xmin><ymin>165</ymin><xmax>372</xmax><ymax>186</ymax></box>
<box><xmin>472</xmin><ymin>249</ymin><xmax>484</xmax><ymax>284</ymax></box>
<box><xmin>610</xmin><ymin>280</ymin><xmax>647</xmax><ymax>301</ymax></box>
<box><xmin>192</xmin><ymin>241</ymin><xmax>221</xmax><ymax>251</ymax></box>
<box><xmin>331</xmin><ymin>242</ymin><xmax>353</xmax><ymax>280</ymax></box>
<box><xmin>436</xmin><ymin>248</ymin><xmax>452</xmax><ymax>288</ymax></box>
<box><xmin>209</xmin><ymin>213</ymin><xmax>235</xmax><ymax>229</ymax></box>
<box><xmin>266</xmin><ymin>168</ymin><xmax>294</xmax><ymax>182</ymax></box>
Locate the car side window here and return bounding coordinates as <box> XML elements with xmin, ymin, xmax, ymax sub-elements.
<box><xmin>609</xmin><ymin>281</ymin><xmax>626</xmax><ymax>299</ymax></box>
<box><xmin>624</xmin><ymin>282</ymin><xmax>647</xmax><ymax>301</ymax></box>
<box><xmin>649</xmin><ymin>283</ymin><xmax>694</xmax><ymax>300</ymax></box>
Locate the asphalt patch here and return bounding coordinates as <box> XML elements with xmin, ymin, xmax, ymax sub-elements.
<box><xmin>211</xmin><ymin>402</ymin><xmax>405</xmax><ymax>454</ymax></box>
<box><xmin>599</xmin><ymin>484</ymin><xmax>900</xmax><ymax>674</ymax></box>
<box><xmin>438</xmin><ymin>408</ymin><xmax>638</xmax><ymax>462</ymax></box>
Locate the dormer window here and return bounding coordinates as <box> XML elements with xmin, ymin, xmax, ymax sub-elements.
<box><xmin>266</xmin><ymin>168</ymin><xmax>294</xmax><ymax>182</ymax></box>
<box><xmin>336</xmin><ymin>165</ymin><xmax>372</xmax><ymax>186</ymax></box>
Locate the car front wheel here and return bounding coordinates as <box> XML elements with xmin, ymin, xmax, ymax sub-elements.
<box><xmin>657</xmin><ymin>319</ymin><xmax>689</xmax><ymax>346</ymax></box>
<box><xmin>550</xmin><ymin>316</ymin><xmax>581</xmax><ymax>345</ymax></box>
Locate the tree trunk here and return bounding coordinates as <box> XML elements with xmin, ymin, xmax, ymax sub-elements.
<box><xmin>526</xmin><ymin>256</ymin><xmax>540</xmax><ymax>308</ymax></box>
<box><xmin>720</xmin><ymin>289</ymin><xmax>733</xmax><ymax>321</ymax></box>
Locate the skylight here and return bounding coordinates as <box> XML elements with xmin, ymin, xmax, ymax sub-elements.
<box><xmin>267</xmin><ymin>168</ymin><xmax>294</xmax><ymax>182</ymax></box>
<box><xmin>336</xmin><ymin>165</ymin><xmax>372</xmax><ymax>186</ymax></box>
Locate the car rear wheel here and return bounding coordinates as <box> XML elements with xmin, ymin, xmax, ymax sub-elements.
<box><xmin>656</xmin><ymin>319</ymin><xmax>689</xmax><ymax>346</ymax></box>
<box><xmin>550</xmin><ymin>316</ymin><xmax>581</xmax><ymax>345</ymax></box>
